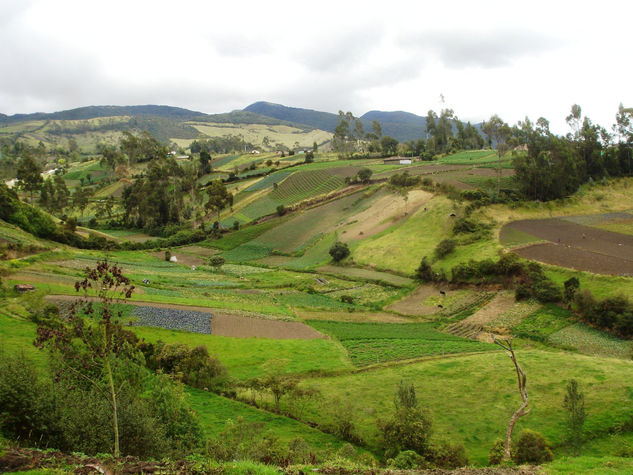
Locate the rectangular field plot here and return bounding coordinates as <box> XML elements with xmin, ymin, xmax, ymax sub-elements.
<box><xmin>548</xmin><ymin>323</ymin><xmax>633</xmax><ymax>359</ymax></box>
<box><xmin>307</xmin><ymin>321</ymin><xmax>494</xmax><ymax>366</ymax></box>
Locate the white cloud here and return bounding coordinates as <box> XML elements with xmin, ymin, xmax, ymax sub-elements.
<box><xmin>0</xmin><ymin>0</ymin><xmax>631</xmax><ymax>134</ymax></box>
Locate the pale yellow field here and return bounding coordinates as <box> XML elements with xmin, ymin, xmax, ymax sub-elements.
<box><xmin>187</xmin><ymin>122</ymin><xmax>332</xmax><ymax>149</ymax></box>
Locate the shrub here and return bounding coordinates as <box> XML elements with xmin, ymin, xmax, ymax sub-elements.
<box><xmin>515</xmin><ymin>284</ymin><xmax>532</xmax><ymax>301</ymax></box>
<box><xmin>388</xmin><ymin>450</ymin><xmax>427</xmax><ymax>469</ymax></box>
<box><xmin>563</xmin><ymin>277</ymin><xmax>580</xmax><ymax>304</ymax></box>
<box><xmin>357</xmin><ymin>168</ymin><xmax>373</xmax><ymax>184</ymax></box>
<box><xmin>329</xmin><ymin>241</ymin><xmax>350</xmax><ymax>262</ymax></box>
<box><xmin>378</xmin><ymin>407</ymin><xmax>433</xmax><ymax>459</ymax></box>
<box><xmin>415</xmin><ymin>257</ymin><xmax>435</xmax><ymax>282</ymax></box>
<box><xmin>513</xmin><ymin>430</ymin><xmax>553</xmax><ymax>464</ymax></box>
<box><xmin>533</xmin><ymin>279</ymin><xmax>562</xmax><ymax>303</ymax></box>
<box><xmin>276</xmin><ymin>204</ymin><xmax>286</xmax><ymax>216</ymax></box>
<box><xmin>435</xmin><ymin>239</ymin><xmax>457</xmax><ymax>259</ymax></box>
<box><xmin>232</xmin><ymin>220</ymin><xmax>240</xmax><ymax>231</ymax></box>
<box><xmin>209</xmin><ymin>255</ymin><xmax>226</xmax><ymax>269</ymax></box>
<box><xmin>164</xmin><ymin>249</ymin><xmax>172</xmax><ymax>261</ymax></box>
<box><xmin>488</xmin><ymin>439</ymin><xmax>505</xmax><ymax>466</ymax></box>
<box><xmin>430</xmin><ymin>441</ymin><xmax>469</xmax><ymax>469</ymax></box>
<box><xmin>340</xmin><ymin>295</ymin><xmax>354</xmax><ymax>304</ymax></box>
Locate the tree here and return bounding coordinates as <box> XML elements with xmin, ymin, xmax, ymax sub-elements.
<box><xmin>482</xmin><ymin>115</ymin><xmax>511</xmax><ymax>198</ymax></box>
<box><xmin>491</xmin><ymin>335</ymin><xmax>529</xmax><ymax>462</ymax></box>
<box><xmin>329</xmin><ymin>241</ymin><xmax>350</xmax><ymax>262</ymax></box>
<box><xmin>357</xmin><ymin>168</ymin><xmax>373</xmax><ymax>184</ymax></box>
<box><xmin>372</xmin><ymin>120</ymin><xmax>383</xmax><ymax>139</ymax></box>
<box><xmin>16</xmin><ymin>156</ymin><xmax>43</xmax><ymax>203</ymax></box>
<box><xmin>72</xmin><ymin>186</ymin><xmax>93</xmax><ymax>218</ymax></box>
<box><xmin>304</xmin><ymin>151</ymin><xmax>314</xmax><ymax>163</ymax></box>
<box><xmin>209</xmin><ymin>255</ymin><xmax>225</xmax><ymax>270</ymax></box>
<box><xmin>381</xmin><ymin>136</ymin><xmax>399</xmax><ymax>156</ymax></box>
<box><xmin>199</xmin><ymin>150</ymin><xmax>212</xmax><ymax>175</ymax></box>
<box><xmin>204</xmin><ymin>180</ymin><xmax>232</xmax><ymax>226</ymax></box>
<box><xmin>563</xmin><ymin>379</ymin><xmax>586</xmax><ymax>455</ymax></box>
<box><xmin>379</xmin><ymin>381</ymin><xmax>433</xmax><ymax>458</ymax></box>
<box><xmin>35</xmin><ymin>260</ymin><xmax>136</xmax><ymax>457</ymax></box>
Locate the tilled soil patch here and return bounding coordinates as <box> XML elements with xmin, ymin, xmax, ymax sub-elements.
<box><xmin>514</xmin><ymin>242</ymin><xmax>633</xmax><ymax>275</ymax></box>
<box><xmin>503</xmin><ymin>217</ymin><xmax>633</xmax><ymax>275</ymax></box>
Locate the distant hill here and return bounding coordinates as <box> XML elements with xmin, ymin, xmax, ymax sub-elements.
<box><xmin>195</xmin><ymin>110</ymin><xmax>313</xmax><ymax>129</ymax></box>
<box><xmin>3</xmin><ymin>105</ymin><xmax>206</xmax><ymax>124</ymax></box>
<box><xmin>244</xmin><ymin>102</ymin><xmax>430</xmax><ymax>142</ymax></box>
<box><xmin>244</xmin><ymin>102</ymin><xmax>340</xmax><ymax>132</ymax></box>
<box><xmin>361</xmin><ymin>110</ymin><xmax>427</xmax><ymax>142</ymax></box>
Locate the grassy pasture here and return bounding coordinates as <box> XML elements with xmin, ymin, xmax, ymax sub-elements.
<box><xmin>187</xmin><ymin>122</ymin><xmax>332</xmax><ymax>150</ymax></box>
<box><xmin>296</xmin><ymin>350</ymin><xmax>633</xmax><ymax>464</ymax></box>
<box><xmin>132</xmin><ymin>326</ymin><xmax>352</xmax><ymax>380</ymax></box>
<box><xmin>187</xmin><ymin>388</ymin><xmax>346</xmax><ymax>450</ymax></box>
<box><xmin>352</xmin><ymin>195</ymin><xmax>455</xmax><ymax>274</ymax></box>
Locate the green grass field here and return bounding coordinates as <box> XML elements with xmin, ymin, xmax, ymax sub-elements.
<box><xmin>132</xmin><ymin>326</ymin><xmax>352</xmax><ymax>380</ymax></box>
<box><xmin>295</xmin><ymin>350</ymin><xmax>633</xmax><ymax>464</ymax></box>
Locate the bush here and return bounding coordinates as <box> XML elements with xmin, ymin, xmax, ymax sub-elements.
<box><xmin>515</xmin><ymin>284</ymin><xmax>532</xmax><ymax>301</ymax></box>
<box><xmin>488</xmin><ymin>439</ymin><xmax>505</xmax><ymax>465</ymax></box>
<box><xmin>209</xmin><ymin>255</ymin><xmax>226</xmax><ymax>269</ymax></box>
<box><xmin>435</xmin><ymin>239</ymin><xmax>457</xmax><ymax>259</ymax></box>
<box><xmin>329</xmin><ymin>241</ymin><xmax>350</xmax><ymax>262</ymax></box>
<box><xmin>232</xmin><ymin>220</ymin><xmax>240</xmax><ymax>231</ymax></box>
<box><xmin>378</xmin><ymin>407</ymin><xmax>433</xmax><ymax>459</ymax></box>
<box><xmin>415</xmin><ymin>257</ymin><xmax>435</xmax><ymax>282</ymax></box>
<box><xmin>430</xmin><ymin>441</ymin><xmax>469</xmax><ymax>469</ymax></box>
<box><xmin>533</xmin><ymin>279</ymin><xmax>562</xmax><ymax>303</ymax></box>
<box><xmin>276</xmin><ymin>204</ymin><xmax>286</xmax><ymax>216</ymax></box>
<box><xmin>513</xmin><ymin>430</ymin><xmax>553</xmax><ymax>465</ymax></box>
<box><xmin>340</xmin><ymin>295</ymin><xmax>354</xmax><ymax>304</ymax></box>
<box><xmin>165</xmin><ymin>249</ymin><xmax>172</xmax><ymax>261</ymax></box>
<box><xmin>388</xmin><ymin>450</ymin><xmax>428</xmax><ymax>469</ymax></box>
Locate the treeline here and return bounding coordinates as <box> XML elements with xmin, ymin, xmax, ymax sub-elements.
<box><xmin>332</xmin><ymin>109</ymin><xmax>484</xmax><ymax>159</ymax></box>
<box><xmin>190</xmin><ymin>135</ymin><xmax>255</xmax><ymax>154</ymax></box>
<box><xmin>503</xmin><ymin>104</ymin><xmax>633</xmax><ymax>201</ymax></box>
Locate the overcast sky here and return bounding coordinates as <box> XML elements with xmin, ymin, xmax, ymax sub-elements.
<box><xmin>1</xmin><ymin>0</ymin><xmax>631</xmax><ymax>133</ymax></box>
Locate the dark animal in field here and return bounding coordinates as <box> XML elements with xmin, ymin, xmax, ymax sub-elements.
<box><xmin>440</xmin><ymin>290</ymin><xmax>446</xmax><ymax>295</ymax></box>
<box><xmin>437</xmin><ymin>304</ymin><xmax>444</xmax><ymax>308</ymax></box>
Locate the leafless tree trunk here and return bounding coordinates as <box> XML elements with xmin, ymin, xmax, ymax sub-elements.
<box><xmin>492</xmin><ymin>335</ymin><xmax>529</xmax><ymax>461</ymax></box>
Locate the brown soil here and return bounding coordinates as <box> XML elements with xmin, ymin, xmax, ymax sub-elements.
<box><xmin>386</xmin><ymin>285</ymin><xmax>443</xmax><ymax>316</ymax></box>
<box><xmin>46</xmin><ymin>295</ymin><xmax>324</xmax><ymax>340</ymax></box>
<box><xmin>504</xmin><ymin>218</ymin><xmax>633</xmax><ymax>275</ymax></box>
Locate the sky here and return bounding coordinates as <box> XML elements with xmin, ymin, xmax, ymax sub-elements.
<box><xmin>1</xmin><ymin>0</ymin><xmax>631</xmax><ymax>134</ymax></box>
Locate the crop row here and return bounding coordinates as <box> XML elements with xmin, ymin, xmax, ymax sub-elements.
<box><xmin>245</xmin><ymin>171</ymin><xmax>293</xmax><ymax>191</ymax></box>
<box><xmin>308</xmin><ymin>321</ymin><xmax>475</xmax><ymax>341</ymax></box>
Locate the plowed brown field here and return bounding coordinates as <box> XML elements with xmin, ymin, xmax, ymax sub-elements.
<box><xmin>502</xmin><ymin>217</ymin><xmax>633</xmax><ymax>275</ymax></box>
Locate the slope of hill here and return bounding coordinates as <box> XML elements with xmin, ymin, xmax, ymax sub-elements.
<box><xmin>244</xmin><ymin>101</ymin><xmax>340</xmax><ymax>132</ymax></box>
<box><xmin>3</xmin><ymin>104</ymin><xmax>206</xmax><ymax>123</ymax></box>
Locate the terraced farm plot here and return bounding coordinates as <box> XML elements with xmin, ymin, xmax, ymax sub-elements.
<box><xmin>244</xmin><ymin>170</ymin><xmax>293</xmax><ymax>192</ymax></box>
<box><xmin>269</xmin><ymin>169</ymin><xmax>344</xmax><ymax>204</ymax></box>
<box><xmin>317</xmin><ymin>265</ymin><xmax>414</xmax><ymax>287</ymax></box>
<box><xmin>307</xmin><ymin>320</ymin><xmax>494</xmax><ymax>366</ymax></box>
<box><xmin>548</xmin><ymin>323</ymin><xmax>632</xmax><ymax>358</ymax></box>
<box><xmin>436</xmin><ymin>150</ymin><xmax>499</xmax><ymax>164</ymax></box>
<box><xmin>503</xmin><ymin>217</ymin><xmax>633</xmax><ymax>275</ymax></box>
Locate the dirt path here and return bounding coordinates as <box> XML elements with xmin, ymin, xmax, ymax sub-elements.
<box><xmin>45</xmin><ymin>295</ymin><xmax>326</xmax><ymax>340</ymax></box>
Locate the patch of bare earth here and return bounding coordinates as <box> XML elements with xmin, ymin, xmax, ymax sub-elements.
<box><xmin>212</xmin><ymin>312</ymin><xmax>326</xmax><ymax>339</ymax></box>
<box><xmin>386</xmin><ymin>285</ymin><xmax>442</xmax><ymax>316</ymax></box>
<box><xmin>341</xmin><ymin>190</ymin><xmax>433</xmax><ymax>241</ymax></box>
<box><xmin>504</xmin><ymin>218</ymin><xmax>633</xmax><ymax>275</ymax></box>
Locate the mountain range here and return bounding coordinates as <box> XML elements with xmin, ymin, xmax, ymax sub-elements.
<box><xmin>1</xmin><ymin>102</ymin><xmax>480</xmax><ymax>142</ymax></box>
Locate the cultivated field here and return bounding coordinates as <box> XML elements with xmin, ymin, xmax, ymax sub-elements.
<box><xmin>502</xmin><ymin>217</ymin><xmax>633</xmax><ymax>275</ymax></box>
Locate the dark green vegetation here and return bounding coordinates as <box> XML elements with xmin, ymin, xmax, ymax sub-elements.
<box><xmin>3</xmin><ymin>102</ymin><xmax>633</xmax><ymax>474</ymax></box>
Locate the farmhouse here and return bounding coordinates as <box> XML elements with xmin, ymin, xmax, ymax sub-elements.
<box><xmin>383</xmin><ymin>157</ymin><xmax>413</xmax><ymax>165</ymax></box>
